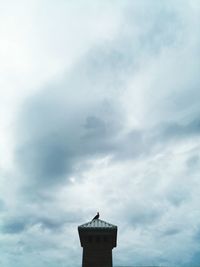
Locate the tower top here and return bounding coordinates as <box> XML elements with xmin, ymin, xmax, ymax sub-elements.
<box><xmin>78</xmin><ymin>219</ymin><xmax>117</xmax><ymax>230</ymax></box>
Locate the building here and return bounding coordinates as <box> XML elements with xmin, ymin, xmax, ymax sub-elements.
<box><xmin>78</xmin><ymin>218</ymin><xmax>117</xmax><ymax>267</ymax></box>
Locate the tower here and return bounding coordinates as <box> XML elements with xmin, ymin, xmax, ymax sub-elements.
<box><xmin>78</xmin><ymin>218</ymin><xmax>117</xmax><ymax>267</ymax></box>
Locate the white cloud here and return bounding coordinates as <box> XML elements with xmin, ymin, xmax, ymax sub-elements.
<box><xmin>1</xmin><ymin>1</ymin><xmax>200</xmax><ymax>267</ymax></box>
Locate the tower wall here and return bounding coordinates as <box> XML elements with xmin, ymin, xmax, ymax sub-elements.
<box><xmin>78</xmin><ymin>219</ymin><xmax>117</xmax><ymax>267</ymax></box>
<box><xmin>83</xmin><ymin>247</ymin><xmax>112</xmax><ymax>267</ymax></box>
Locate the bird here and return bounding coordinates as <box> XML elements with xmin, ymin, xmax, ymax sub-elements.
<box><xmin>92</xmin><ymin>212</ymin><xmax>99</xmax><ymax>220</ymax></box>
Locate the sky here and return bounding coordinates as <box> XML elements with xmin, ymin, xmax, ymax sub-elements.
<box><xmin>0</xmin><ymin>0</ymin><xmax>200</xmax><ymax>266</ymax></box>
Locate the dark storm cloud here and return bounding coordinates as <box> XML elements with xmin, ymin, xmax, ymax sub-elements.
<box><xmin>0</xmin><ymin>199</ymin><xmax>5</xmax><ymax>211</ymax></box>
<box><xmin>16</xmin><ymin>135</ymin><xmax>72</xmax><ymax>186</ymax></box>
<box><xmin>1</xmin><ymin>211</ymin><xmax>80</xmax><ymax>235</ymax></box>
<box><xmin>158</xmin><ymin>118</ymin><xmax>200</xmax><ymax>140</ymax></box>
<box><xmin>16</xmin><ymin>99</ymin><xmax>120</xmax><ymax>187</ymax></box>
<box><xmin>16</xmin><ymin>89</ymin><xmax>200</xmax><ymax>189</ymax></box>
<box><xmin>162</xmin><ymin>228</ymin><xmax>180</xmax><ymax>236</ymax></box>
<box><xmin>14</xmin><ymin>0</ymin><xmax>187</xmax><ymax>191</ymax></box>
<box><xmin>1</xmin><ymin>218</ymin><xmax>27</xmax><ymax>234</ymax></box>
<box><xmin>15</xmin><ymin>45</ymin><xmax>130</xmax><ymax>188</ymax></box>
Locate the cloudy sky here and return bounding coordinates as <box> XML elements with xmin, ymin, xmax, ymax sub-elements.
<box><xmin>1</xmin><ymin>1</ymin><xmax>200</xmax><ymax>266</ymax></box>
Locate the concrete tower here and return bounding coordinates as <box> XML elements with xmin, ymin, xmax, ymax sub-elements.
<box><xmin>78</xmin><ymin>219</ymin><xmax>117</xmax><ymax>267</ymax></box>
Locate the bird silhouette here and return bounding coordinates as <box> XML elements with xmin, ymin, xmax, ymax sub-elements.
<box><xmin>92</xmin><ymin>212</ymin><xmax>99</xmax><ymax>220</ymax></box>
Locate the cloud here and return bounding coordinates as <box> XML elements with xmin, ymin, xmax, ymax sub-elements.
<box><xmin>1</xmin><ymin>1</ymin><xmax>200</xmax><ymax>267</ymax></box>
<box><xmin>0</xmin><ymin>199</ymin><xmax>5</xmax><ymax>211</ymax></box>
<box><xmin>1</xmin><ymin>213</ymin><xmax>76</xmax><ymax>234</ymax></box>
<box><xmin>15</xmin><ymin>40</ymin><xmax>131</xmax><ymax>188</ymax></box>
<box><xmin>162</xmin><ymin>228</ymin><xmax>181</xmax><ymax>237</ymax></box>
<box><xmin>2</xmin><ymin>219</ymin><xmax>27</xmax><ymax>234</ymax></box>
<box><xmin>14</xmin><ymin>0</ymin><xmax>194</xmax><ymax>189</ymax></box>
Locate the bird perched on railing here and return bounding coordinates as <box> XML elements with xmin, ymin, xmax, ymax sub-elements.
<box><xmin>92</xmin><ymin>212</ymin><xmax>99</xmax><ymax>220</ymax></box>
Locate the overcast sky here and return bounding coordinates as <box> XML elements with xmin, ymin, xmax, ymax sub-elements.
<box><xmin>1</xmin><ymin>1</ymin><xmax>200</xmax><ymax>267</ymax></box>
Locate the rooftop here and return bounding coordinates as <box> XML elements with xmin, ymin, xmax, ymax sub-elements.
<box><xmin>78</xmin><ymin>219</ymin><xmax>117</xmax><ymax>229</ymax></box>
